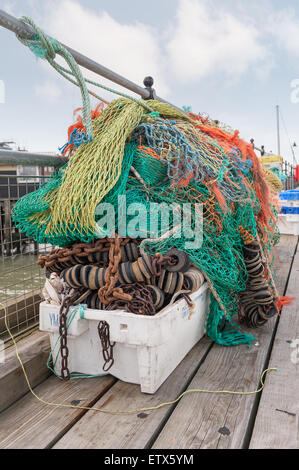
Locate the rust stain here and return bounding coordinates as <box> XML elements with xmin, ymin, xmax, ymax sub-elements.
<box><xmin>188</xmin><ymin>303</ymin><xmax>195</xmax><ymax>320</ymax></box>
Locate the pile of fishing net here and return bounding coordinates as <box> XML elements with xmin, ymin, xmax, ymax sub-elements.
<box><xmin>12</xmin><ymin>98</ymin><xmax>282</xmax><ymax>347</ymax></box>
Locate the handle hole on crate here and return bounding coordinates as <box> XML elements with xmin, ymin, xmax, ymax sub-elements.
<box><xmin>120</xmin><ymin>324</ymin><xmax>128</xmax><ymax>331</ymax></box>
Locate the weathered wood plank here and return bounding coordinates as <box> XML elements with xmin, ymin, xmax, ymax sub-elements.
<box><xmin>152</xmin><ymin>322</ymin><xmax>277</xmax><ymax>449</ymax></box>
<box><xmin>249</xmin><ymin>243</ymin><xmax>299</xmax><ymax>449</ymax></box>
<box><xmin>1</xmin><ymin>236</ymin><xmax>295</xmax><ymax>449</ymax></box>
<box><xmin>53</xmin><ymin>337</ymin><xmax>212</xmax><ymax>449</ymax></box>
<box><xmin>0</xmin><ymin>331</ymin><xmax>51</xmax><ymax>412</ymax></box>
<box><xmin>0</xmin><ymin>374</ymin><xmax>116</xmax><ymax>449</ymax></box>
<box><xmin>151</xmin><ymin>235</ymin><xmax>298</xmax><ymax>449</ymax></box>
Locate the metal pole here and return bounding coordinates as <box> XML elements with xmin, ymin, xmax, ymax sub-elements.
<box><xmin>291</xmin><ymin>145</ymin><xmax>297</xmax><ymax>166</ymax></box>
<box><xmin>0</xmin><ymin>9</ymin><xmax>174</xmax><ymax>107</ymax></box>
<box><xmin>282</xmin><ymin>160</ymin><xmax>287</xmax><ymax>189</ymax></box>
<box><xmin>276</xmin><ymin>105</ymin><xmax>281</xmax><ymax>156</ymax></box>
<box><xmin>291</xmin><ymin>164</ymin><xmax>294</xmax><ymax>189</ymax></box>
<box><xmin>0</xmin><ymin>150</ymin><xmax>67</xmax><ymax>167</ymax></box>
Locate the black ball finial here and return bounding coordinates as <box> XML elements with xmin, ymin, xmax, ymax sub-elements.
<box><xmin>144</xmin><ymin>76</ymin><xmax>154</xmax><ymax>88</ymax></box>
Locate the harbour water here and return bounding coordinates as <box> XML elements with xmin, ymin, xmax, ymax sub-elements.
<box><xmin>0</xmin><ymin>248</ymin><xmax>48</xmax><ymax>303</ymax></box>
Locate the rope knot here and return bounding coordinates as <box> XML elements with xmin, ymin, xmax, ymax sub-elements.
<box><xmin>16</xmin><ymin>16</ymin><xmax>94</xmax><ymax>141</ymax></box>
<box><xmin>18</xmin><ymin>16</ymin><xmax>59</xmax><ymax>61</ymax></box>
<box><xmin>29</xmin><ymin>35</ymin><xmax>58</xmax><ymax>61</ymax></box>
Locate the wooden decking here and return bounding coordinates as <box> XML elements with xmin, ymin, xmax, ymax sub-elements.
<box><xmin>0</xmin><ymin>235</ymin><xmax>298</xmax><ymax>449</ymax></box>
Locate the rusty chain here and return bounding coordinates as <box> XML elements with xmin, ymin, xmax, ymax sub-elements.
<box><xmin>107</xmin><ymin>282</ymin><xmax>156</xmax><ymax>316</ymax></box>
<box><xmin>37</xmin><ymin>237</ymin><xmax>138</xmax><ymax>269</ymax></box>
<box><xmin>98</xmin><ymin>321</ymin><xmax>115</xmax><ymax>372</ymax></box>
<box><xmin>152</xmin><ymin>253</ymin><xmax>177</xmax><ymax>276</ymax></box>
<box><xmin>59</xmin><ymin>290</ymin><xmax>84</xmax><ymax>380</ymax></box>
<box><xmin>98</xmin><ymin>234</ymin><xmax>132</xmax><ymax>305</ymax></box>
<box><xmin>59</xmin><ymin>291</ymin><xmax>117</xmax><ymax>377</ymax></box>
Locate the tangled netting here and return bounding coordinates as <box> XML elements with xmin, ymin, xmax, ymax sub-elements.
<box><xmin>12</xmin><ymin>98</ymin><xmax>280</xmax><ymax>346</ymax></box>
<box><xmin>264</xmin><ymin>168</ymin><xmax>283</xmax><ymax>194</ymax></box>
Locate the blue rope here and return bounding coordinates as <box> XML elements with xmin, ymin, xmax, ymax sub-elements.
<box><xmin>131</xmin><ymin>119</ymin><xmax>251</xmax><ymax>201</ymax></box>
<box><xmin>59</xmin><ymin>128</ymin><xmax>90</xmax><ymax>155</ymax></box>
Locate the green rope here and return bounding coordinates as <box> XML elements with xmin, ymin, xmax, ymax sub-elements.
<box><xmin>17</xmin><ymin>17</ymin><xmax>94</xmax><ymax>139</ymax></box>
<box><xmin>16</xmin><ymin>16</ymin><xmax>155</xmax><ymax>141</ymax></box>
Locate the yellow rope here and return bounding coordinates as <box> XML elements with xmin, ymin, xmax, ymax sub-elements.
<box><xmin>2</xmin><ymin>301</ymin><xmax>277</xmax><ymax>416</ymax></box>
<box><xmin>3</xmin><ymin>325</ymin><xmax>39</xmax><ymax>350</ymax></box>
<box><xmin>264</xmin><ymin>169</ymin><xmax>283</xmax><ymax>194</ymax></box>
<box><xmin>47</xmin><ymin>98</ymin><xmax>192</xmax><ymax>238</ymax></box>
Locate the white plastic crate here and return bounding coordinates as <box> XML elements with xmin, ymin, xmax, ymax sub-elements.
<box><xmin>278</xmin><ymin>214</ymin><xmax>299</xmax><ymax>236</ymax></box>
<box><xmin>39</xmin><ymin>283</ymin><xmax>210</xmax><ymax>394</ymax></box>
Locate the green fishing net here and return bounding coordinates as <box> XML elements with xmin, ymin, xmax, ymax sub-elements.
<box><xmin>12</xmin><ymin>100</ymin><xmax>279</xmax><ymax>347</ymax></box>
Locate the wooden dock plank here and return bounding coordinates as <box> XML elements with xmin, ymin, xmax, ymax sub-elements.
<box><xmin>271</xmin><ymin>236</ymin><xmax>298</xmax><ymax>293</ymax></box>
<box><xmin>152</xmin><ymin>322</ymin><xmax>276</xmax><ymax>449</ymax></box>
<box><xmin>0</xmin><ymin>375</ymin><xmax>116</xmax><ymax>449</ymax></box>
<box><xmin>53</xmin><ymin>337</ymin><xmax>212</xmax><ymax>449</ymax></box>
<box><xmin>249</xmin><ymin>243</ymin><xmax>299</xmax><ymax>449</ymax></box>
<box><xmin>0</xmin><ymin>235</ymin><xmax>296</xmax><ymax>450</ymax></box>
<box><xmin>0</xmin><ymin>331</ymin><xmax>51</xmax><ymax>412</ymax></box>
<box><xmin>151</xmin><ymin>235</ymin><xmax>298</xmax><ymax>449</ymax></box>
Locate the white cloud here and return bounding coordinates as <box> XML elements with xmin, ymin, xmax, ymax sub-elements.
<box><xmin>35</xmin><ymin>80</ymin><xmax>62</xmax><ymax>101</ymax></box>
<box><xmin>9</xmin><ymin>0</ymin><xmax>276</xmax><ymax>100</ymax></box>
<box><xmin>266</xmin><ymin>8</ymin><xmax>299</xmax><ymax>57</ymax></box>
<box><xmin>36</xmin><ymin>0</ymin><xmax>168</xmax><ymax>98</ymax></box>
<box><xmin>166</xmin><ymin>0</ymin><xmax>269</xmax><ymax>83</ymax></box>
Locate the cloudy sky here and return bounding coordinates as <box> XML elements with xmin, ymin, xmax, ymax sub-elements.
<box><xmin>1</xmin><ymin>0</ymin><xmax>299</xmax><ymax>162</ymax></box>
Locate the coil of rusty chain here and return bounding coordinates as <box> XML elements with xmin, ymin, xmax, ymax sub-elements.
<box><xmin>107</xmin><ymin>282</ymin><xmax>156</xmax><ymax>316</ymax></box>
<box><xmin>152</xmin><ymin>253</ymin><xmax>176</xmax><ymax>276</ymax></box>
<box><xmin>152</xmin><ymin>249</ymin><xmax>190</xmax><ymax>276</ymax></box>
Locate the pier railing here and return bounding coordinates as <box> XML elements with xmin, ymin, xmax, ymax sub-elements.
<box><xmin>282</xmin><ymin>161</ymin><xmax>296</xmax><ymax>190</ymax></box>
<box><xmin>0</xmin><ymin>171</ymin><xmax>54</xmax><ymax>342</ymax></box>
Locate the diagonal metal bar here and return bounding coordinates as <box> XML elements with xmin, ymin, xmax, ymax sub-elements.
<box><xmin>0</xmin><ymin>8</ymin><xmax>177</xmax><ymax>107</ymax></box>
